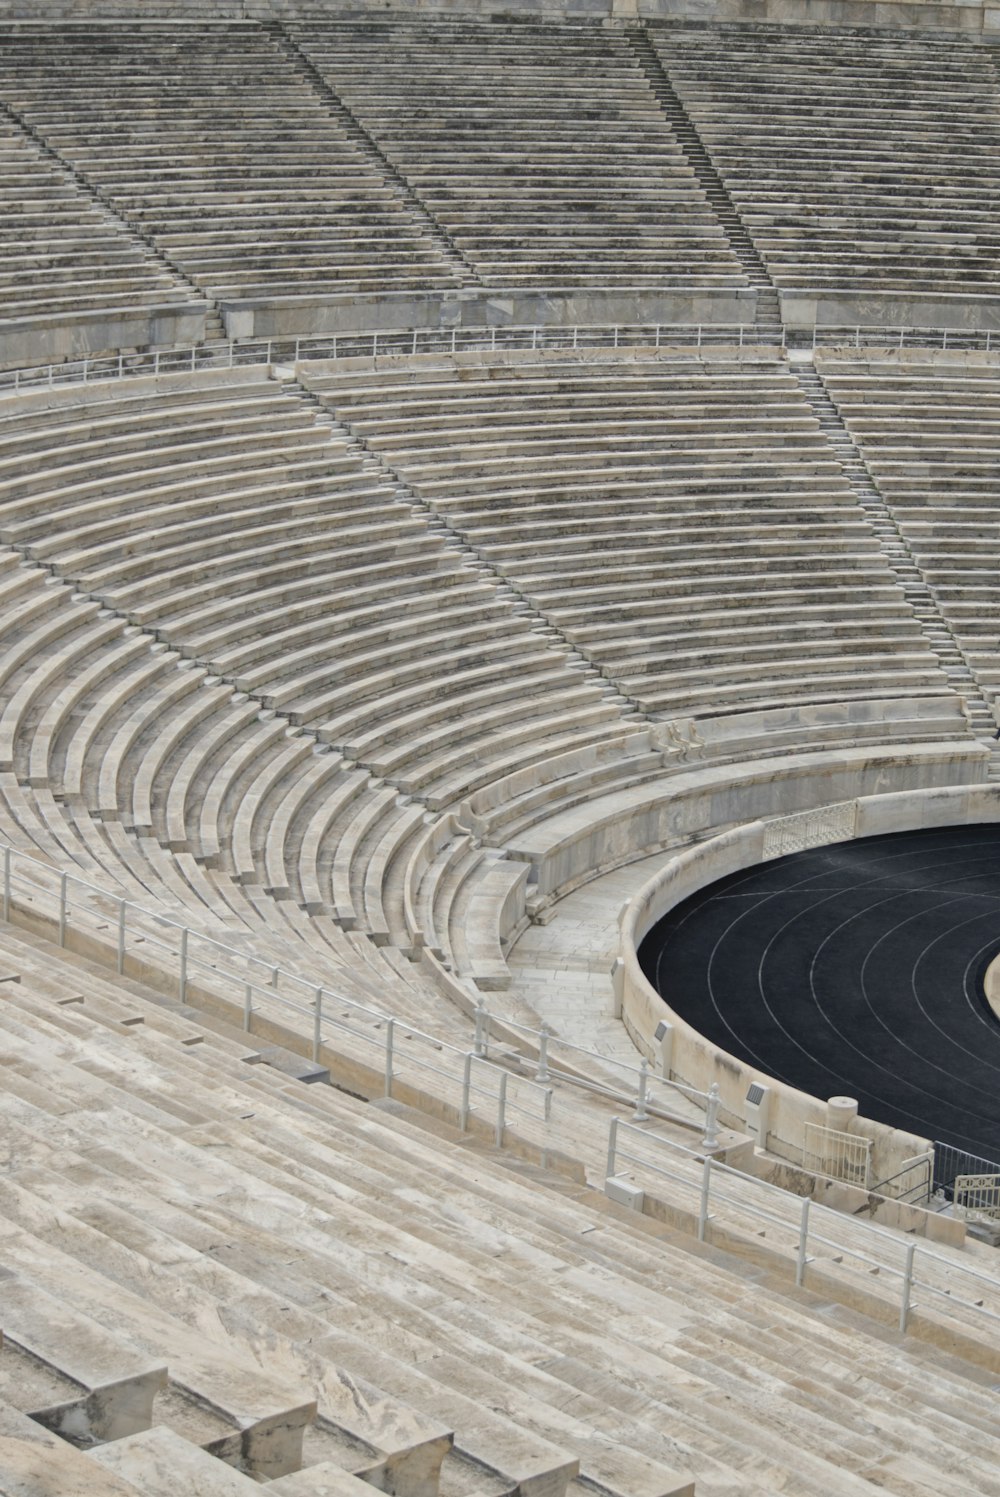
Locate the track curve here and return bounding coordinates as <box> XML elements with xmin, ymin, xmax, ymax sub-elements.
<box><xmin>638</xmin><ymin>825</ymin><xmax>1000</xmax><ymax>1161</ymax></box>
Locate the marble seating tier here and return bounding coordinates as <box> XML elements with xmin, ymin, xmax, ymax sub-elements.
<box><xmin>816</xmin><ymin>354</ymin><xmax>1000</xmax><ymax>711</ymax></box>
<box><xmin>302</xmin><ymin>350</ymin><xmax>952</xmax><ymax>722</ymax></box>
<box><xmin>652</xmin><ymin>23</ymin><xmax>1000</xmax><ymax>302</ymax></box>
<box><xmin>4</xmin><ymin>925</ymin><xmax>1000</xmax><ymax>1496</ymax></box>
<box><xmin>0</xmin><ymin>23</ymin><xmax>465</xmax><ymax>307</ymax></box>
<box><xmin>286</xmin><ymin>18</ymin><xmax>744</xmax><ymax>292</ymax></box>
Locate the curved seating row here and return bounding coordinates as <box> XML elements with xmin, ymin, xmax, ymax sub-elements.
<box><xmin>289</xmin><ymin>17</ymin><xmax>743</xmax><ymax>290</ymax></box>
<box><xmin>303</xmin><ymin>351</ymin><xmax>952</xmax><ymax>722</ymax></box>
<box><xmin>653</xmin><ymin>23</ymin><xmax>1000</xmax><ymax>296</ymax></box>
<box><xmin>0</xmin><ymin>23</ymin><xmax>464</xmax><ymax>303</ymax></box>
<box><xmin>0</xmin><ymin>112</ymin><xmax>192</xmax><ymax>326</ymax></box>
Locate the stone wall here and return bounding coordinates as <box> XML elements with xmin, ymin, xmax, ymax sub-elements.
<box><xmin>0</xmin><ymin>0</ymin><xmax>997</xmax><ymax>33</ymax></box>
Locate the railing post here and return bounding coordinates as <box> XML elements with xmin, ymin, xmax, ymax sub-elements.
<box><xmin>58</xmin><ymin>873</ymin><xmax>68</xmax><ymax>946</ymax></box>
<box><xmin>796</xmin><ymin>1195</ymin><xmax>811</xmax><ymax>1286</ymax></box>
<box><xmin>460</xmin><ymin>1051</ymin><xmax>473</xmax><ymax>1130</ymax></box>
<box><xmin>474</xmin><ymin>997</ymin><xmax>489</xmax><ymax>1058</ymax></box>
<box><xmin>294</xmin><ymin>338</ymin><xmax>301</xmax><ymax>363</ymax></box>
<box><xmin>243</xmin><ymin>982</ymin><xmax>253</xmax><ymax>1032</ymax></box>
<box><xmin>373</xmin><ymin>331</ymin><xmax>378</xmax><ymax>359</ymax></box>
<box><xmin>606</xmin><ymin>1116</ymin><xmax>620</xmax><ymax>1179</ymax></box>
<box><xmin>2</xmin><ymin>845</ymin><xmax>10</xmax><ymax>924</ymax></box>
<box><xmin>697</xmin><ymin>1153</ymin><xmax>713</xmax><ymax>1242</ymax></box>
<box><xmin>633</xmin><ymin>1058</ymin><xmax>650</xmax><ymax>1121</ymax></box>
<box><xmin>702</xmin><ymin>1082</ymin><xmax>721</xmax><ymax>1152</ymax></box>
<box><xmin>613</xmin><ymin>325</ymin><xmax>619</xmax><ymax>349</ymax></box>
<box><xmin>899</xmin><ymin>1240</ymin><xmax>916</xmax><ymax>1333</ymax></box>
<box><xmin>312</xmin><ymin>986</ymin><xmax>323</xmax><ymax>1062</ymax></box>
<box><xmin>116</xmin><ymin>899</ymin><xmax>126</xmax><ymax>975</ymax></box>
<box><xmin>942</xmin><ymin>328</ymin><xmax>948</xmax><ymax>351</ymax></box>
<box><xmin>384</xmin><ymin>1017</ymin><xmax>395</xmax><ymax>1097</ymax></box>
<box><xmin>490</xmin><ymin>325</ymin><xmax>496</xmax><ymax>352</ymax></box>
<box><xmin>536</xmin><ymin>1022</ymin><xmax>550</xmax><ymax>1083</ymax></box>
<box><xmin>495</xmin><ymin>1070</ymin><xmax>507</xmax><ymax>1146</ymax></box>
<box><xmin>178</xmin><ymin>926</ymin><xmax>188</xmax><ymax>1002</ymax></box>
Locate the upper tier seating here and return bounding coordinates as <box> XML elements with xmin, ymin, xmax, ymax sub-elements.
<box><xmin>288</xmin><ymin>18</ymin><xmax>744</xmax><ymax>290</ymax></box>
<box><xmin>817</xmin><ymin>355</ymin><xmax>1000</xmax><ymax>710</ymax></box>
<box><xmin>0</xmin><ymin>23</ymin><xmax>465</xmax><ymax>302</ymax></box>
<box><xmin>4</xmin><ymin>924</ymin><xmax>1000</xmax><ymax>1497</ymax></box>
<box><xmin>304</xmin><ymin>351</ymin><xmax>952</xmax><ymax>722</ymax></box>
<box><xmin>652</xmin><ymin>23</ymin><xmax>1000</xmax><ymax>296</ymax></box>
<box><xmin>0</xmin><ymin>112</ymin><xmax>193</xmax><ymax>326</ymax></box>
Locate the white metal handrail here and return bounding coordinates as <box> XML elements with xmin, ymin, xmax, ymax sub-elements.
<box><xmin>0</xmin><ymin>321</ymin><xmax>770</xmax><ymax>396</ymax></box>
<box><xmin>608</xmin><ymin>1118</ymin><xmax>1000</xmax><ymax>1337</ymax></box>
<box><xmin>487</xmin><ymin>1005</ymin><xmax>719</xmax><ymax>1138</ymax></box>
<box><xmin>0</xmin><ymin>841</ymin><xmax>552</xmax><ymax>1143</ymax></box>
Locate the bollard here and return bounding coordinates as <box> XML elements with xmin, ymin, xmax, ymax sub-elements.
<box><xmin>243</xmin><ymin>983</ymin><xmax>253</xmax><ymax>1032</ymax></box>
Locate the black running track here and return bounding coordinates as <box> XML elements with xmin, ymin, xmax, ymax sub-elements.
<box><xmin>638</xmin><ymin>825</ymin><xmax>1000</xmax><ymax>1162</ymax></box>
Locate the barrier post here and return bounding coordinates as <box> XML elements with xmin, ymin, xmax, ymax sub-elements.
<box><xmin>116</xmin><ymin>899</ymin><xmax>126</xmax><ymax>975</ymax></box>
<box><xmin>495</xmin><ymin>1071</ymin><xmax>507</xmax><ymax>1146</ymax></box>
<box><xmin>633</xmin><ymin>1059</ymin><xmax>650</xmax><ymax>1121</ymax></box>
<box><xmin>312</xmin><ymin>987</ymin><xmax>323</xmax><ymax>1062</ymax></box>
<box><xmin>702</xmin><ymin>1082</ymin><xmax>721</xmax><ymax>1152</ymax></box>
<box><xmin>606</xmin><ymin>1117</ymin><xmax>620</xmax><ymax>1179</ymax></box>
<box><xmin>460</xmin><ymin>1052</ymin><xmax>473</xmax><ymax>1130</ymax></box>
<box><xmin>899</xmin><ymin>1241</ymin><xmax>916</xmax><ymax>1333</ymax></box>
<box><xmin>536</xmin><ymin>1022</ymin><xmax>550</xmax><ymax>1083</ymax></box>
<box><xmin>474</xmin><ymin>997</ymin><xmax>489</xmax><ymax>1058</ymax></box>
<box><xmin>796</xmin><ymin>1196</ymin><xmax>811</xmax><ymax>1286</ymax></box>
<box><xmin>698</xmin><ymin>1154</ymin><xmax>713</xmax><ymax>1241</ymax></box>
<box><xmin>178</xmin><ymin>926</ymin><xmax>188</xmax><ymax>1002</ymax></box>
<box><xmin>384</xmin><ymin>1017</ymin><xmax>395</xmax><ymax>1098</ymax></box>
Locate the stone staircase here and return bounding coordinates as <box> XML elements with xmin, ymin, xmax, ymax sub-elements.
<box><xmin>624</xmin><ymin>26</ymin><xmax>782</xmax><ymax>341</ymax></box>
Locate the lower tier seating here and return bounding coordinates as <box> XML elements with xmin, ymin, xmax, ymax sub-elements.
<box><xmin>3</xmin><ymin>925</ymin><xmax>1000</xmax><ymax>1496</ymax></box>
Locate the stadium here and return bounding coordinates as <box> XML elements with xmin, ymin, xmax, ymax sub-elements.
<box><xmin>2</xmin><ymin>0</ymin><xmax>1000</xmax><ymax>1492</ymax></box>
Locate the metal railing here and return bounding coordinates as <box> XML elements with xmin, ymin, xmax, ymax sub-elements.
<box><xmin>607</xmin><ymin>1118</ymin><xmax>1000</xmax><ymax>1338</ymax></box>
<box><xmin>802</xmin><ymin>1121</ymin><xmax>872</xmax><ymax>1188</ymax></box>
<box><xmin>472</xmin><ymin>1001</ymin><xmax>721</xmax><ymax>1147</ymax></box>
<box><xmin>0</xmin><ymin>840</ymin><xmax>552</xmax><ymax>1148</ymax></box>
<box><xmin>809</xmin><ymin>324</ymin><xmax>1000</xmax><ymax>353</ymax></box>
<box><xmin>933</xmin><ymin>1140</ymin><xmax>1000</xmax><ymax>1199</ymax></box>
<box><xmin>0</xmin><ymin>322</ymin><xmax>772</xmax><ymax>396</ymax></box>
